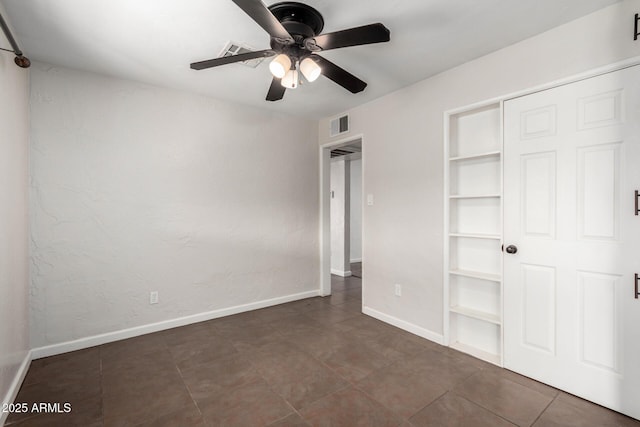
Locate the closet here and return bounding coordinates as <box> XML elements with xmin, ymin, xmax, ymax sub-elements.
<box><xmin>444</xmin><ymin>65</ymin><xmax>640</xmax><ymax>420</ymax></box>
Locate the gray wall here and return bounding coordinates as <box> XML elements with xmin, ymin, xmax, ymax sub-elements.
<box><xmin>0</xmin><ymin>2</ymin><xmax>30</xmax><ymax>419</ymax></box>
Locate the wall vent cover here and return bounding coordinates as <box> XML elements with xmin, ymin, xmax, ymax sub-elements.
<box><xmin>219</xmin><ymin>42</ymin><xmax>265</xmax><ymax>68</ymax></box>
<box><xmin>330</xmin><ymin>141</ymin><xmax>361</xmax><ymax>158</ymax></box>
<box><xmin>330</xmin><ymin>115</ymin><xmax>350</xmax><ymax>137</ymax></box>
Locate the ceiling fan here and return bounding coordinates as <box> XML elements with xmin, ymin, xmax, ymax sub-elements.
<box><xmin>190</xmin><ymin>0</ymin><xmax>391</xmax><ymax>101</ymax></box>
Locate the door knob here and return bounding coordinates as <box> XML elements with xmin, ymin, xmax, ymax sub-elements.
<box><xmin>505</xmin><ymin>245</ymin><xmax>518</xmax><ymax>254</ymax></box>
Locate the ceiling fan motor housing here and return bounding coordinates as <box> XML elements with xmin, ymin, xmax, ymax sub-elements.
<box><xmin>268</xmin><ymin>2</ymin><xmax>324</xmax><ymax>57</ymax></box>
<box><xmin>268</xmin><ymin>2</ymin><xmax>324</xmax><ymax>35</ymax></box>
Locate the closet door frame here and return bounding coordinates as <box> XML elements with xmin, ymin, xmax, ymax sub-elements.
<box><xmin>442</xmin><ymin>55</ymin><xmax>640</xmax><ymax>356</ymax></box>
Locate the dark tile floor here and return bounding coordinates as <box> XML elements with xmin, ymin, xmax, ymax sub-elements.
<box><xmin>6</xmin><ymin>264</ymin><xmax>639</xmax><ymax>426</ymax></box>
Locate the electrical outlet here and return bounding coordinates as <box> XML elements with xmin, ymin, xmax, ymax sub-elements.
<box><xmin>394</xmin><ymin>284</ymin><xmax>402</xmax><ymax>297</ymax></box>
<box><xmin>150</xmin><ymin>291</ymin><xmax>159</xmax><ymax>305</ymax></box>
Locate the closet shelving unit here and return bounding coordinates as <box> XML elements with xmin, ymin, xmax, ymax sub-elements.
<box><xmin>444</xmin><ymin>102</ymin><xmax>503</xmax><ymax>366</ymax></box>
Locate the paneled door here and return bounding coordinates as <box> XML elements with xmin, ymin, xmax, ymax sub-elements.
<box><xmin>503</xmin><ymin>66</ymin><xmax>640</xmax><ymax>419</ymax></box>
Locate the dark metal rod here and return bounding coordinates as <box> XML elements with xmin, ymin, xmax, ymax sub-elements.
<box><xmin>636</xmin><ymin>190</ymin><xmax>639</xmax><ymax>216</ymax></box>
<box><xmin>635</xmin><ymin>273</ymin><xmax>639</xmax><ymax>299</ymax></box>
<box><xmin>0</xmin><ymin>12</ymin><xmax>22</xmax><ymax>56</ymax></box>
<box><xmin>636</xmin><ymin>13</ymin><xmax>639</xmax><ymax>41</ymax></box>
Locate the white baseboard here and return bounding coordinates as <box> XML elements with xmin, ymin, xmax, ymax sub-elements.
<box><xmin>1</xmin><ymin>350</ymin><xmax>31</xmax><ymax>426</ymax></box>
<box><xmin>331</xmin><ymin>269</ymin><xmax>352</xmax><ymax>277</ymax></box>
<box><xmin>31</xmin><ymin>289</ymin><xmax>320</xmax><ymax>359</ymax></box>
<box><xmin>350</xmin><ymin>258</ymin><xmax>362</xmax><ymax>263</ymax></box>
<box><xmin>363</xmin><ymin>306</ymin><xmax>445</xmax><ymax>346</ymax></box>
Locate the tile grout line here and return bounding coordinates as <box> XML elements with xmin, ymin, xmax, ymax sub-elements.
<box><xmin>348</xmin><ymin>343</ymin><xmax>487</xmax><ymax>423</ymax></box>
<box><xmin>234</xmin><ymin>316</ymin><xmax>364</xmax><ymax>425</ymax></box>
<box><xmin>458</xmin><ymin>393</ymin><xmax>519</xmax><ymax>426</ymax></box>
<box><xmin>238</xmin><ymin>347</ymin><xmax>302</xmax><ymax>426</ymax></box>
<box><xmin>353</xmin><ymin>381</ymin><xmax>439</xmax><ymax>423</ymax></box>
<box><xmin>172</xmin><ymin>354</ymin><xmax>206</xmax><ymax>424</ymax></box>
<box><xmin>529</xmin><ymin>391</ymin><xmax>559</xmax><ymax>427</ymax></box>
<box><xmin>273</xmin><ymin>305</ymin><xmax>417</xmax><ymax>423</ymax></box>
<box><xmin>451</xmin><ymin>370</ymin><xmax>552</xmax><ymax>427</ymax></box>
<box><xmin>403</xmin><ymin>389</ymin><xmax>449</xmax><ymax>424</ymax></box>
<box><xmin>221</xmin><ymin>322</ymin><xmax>320</xmax><ymax>425</ymax></box>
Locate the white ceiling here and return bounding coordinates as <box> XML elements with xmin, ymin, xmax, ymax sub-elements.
<box><xmin>1</xmin><ymin>0</ymin><xmax>620</xmax><ymax>118</ymax></box>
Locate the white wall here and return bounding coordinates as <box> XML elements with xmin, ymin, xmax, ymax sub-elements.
<box><xmin>0</xmin><ymin>2</ymin><xmax>30</xmax><ymax>418</ymax></box>
<box><xmin>29</xmin><ymin>64</ymin><xmax>319</xmax><ymax>349</ymax></box>
<box><xmin>330</xmin><ymin>159</ymin><xmax>350</xmax><ymax>275</ymax></box>
<box><xmin>318</xmin><ymin>0</ymin><xmax>640</xmax><ymax>339</ymax></box>
<box><xmin>350</xmin><ymin>158</ymin><xmax>362</xmax><ymax>263</ymax></box>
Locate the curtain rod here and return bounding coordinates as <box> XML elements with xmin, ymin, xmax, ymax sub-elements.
<box><xmin>0</xmin><ymin>12</ymin><xmax>30</xmax><ymax>68</ymax></box>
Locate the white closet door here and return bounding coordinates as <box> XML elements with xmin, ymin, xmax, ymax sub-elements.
<box><xmin>503</xmin><ymin>66</ymin><xmax>640</xmax><ymax>419</ymax></box>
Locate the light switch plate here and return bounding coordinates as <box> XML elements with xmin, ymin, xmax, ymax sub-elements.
<box><xmin>367</xmin><ymin>194</ymin><xmax>374</xmax><ymax>206</ymax></box>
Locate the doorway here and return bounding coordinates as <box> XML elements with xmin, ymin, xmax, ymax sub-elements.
<box><xmin>320</xmin><ymin>136</ymin><xmax>364</xmax><ymax>298</ymax></box>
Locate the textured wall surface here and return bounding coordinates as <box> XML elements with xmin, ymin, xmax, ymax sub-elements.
<box><xmin>318</xmin><ymin>0</ymin><xmax>640</xmax><ymax>337</ymax></box>
<box><xmin>0</xmin><ymin>2</ymin><xmax>30</xmax><ymax>412</ymax></box>
<box><xmin>29</xmin><ymin>64</ymin><xmax>319</xmax><ymax>348</ymax></box>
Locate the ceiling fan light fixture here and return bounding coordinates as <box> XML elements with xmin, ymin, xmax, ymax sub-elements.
<box><xmin>269</xmin><ymin>54</ymin><xmax>291</xmax><ymax>78</ymax></box>
<box><xmin>281</xmin><ymin>69</ymin><xmax>299</xmax><ymax>89</ymax></box>
<box><xmin>300</xmin><ymin>57</ymin><xmax>321</xmax><ymax>82</ymax></box>
<box><xmin>189</xmin><ymin>1</ymin><xmax>390</xmax><ymax>101</ymax></box>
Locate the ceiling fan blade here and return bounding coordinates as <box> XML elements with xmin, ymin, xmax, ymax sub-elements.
<box><xmin>307</xmin><ymin>23</ymin><xmax>390</xmax><ymax>51</ymax></box>
<box><xmin>313</xmin><ymin>55</ymin><xmax>367</xmax><ymax>94</ymax></box>
<box><xmin>266</xmin><ymin>78</ymin><xmax>286</xmax><ymax>101</ymax></box>
<box><xmin>232</xmin><ymin>0</ymin><xmax>294</xmax><ymax>44</ymax></box>
<box><xmin>190</xmin><ymin>49</ymin><xmax>275</xmax><ymax>70</ymax></box>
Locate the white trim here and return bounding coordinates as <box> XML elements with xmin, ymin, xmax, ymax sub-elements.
<box><xmin>0</xmin><ymin>351</ymin><xmax>32</xmax><ymax>426</ymax></box>
<box><xmin>443</xmin><ymin>107</ymin><xmax>451</xmax><ymax>346</ymax></box>
<box><xmin>363</xmin><ymin>306</ymin><xmax>445</xmax><ymax>346</ymax></box>
<box><xmin>330</xmin><ymin>269</ymin><xmax>352</xmax><ymax>277</ymax></box>
<box><xmin>502</xmin><ymin>58</ymin><xmax>640</xmax><ymax>103</ymax></box>
<box><xmin>498</xmin><ymin>99</ymin><xmax>506</xmax><ymax>365</ymax></box>
<box><xmin>321</xmin><ymin>133</ymin><xmax>364</xmax><ymax>150</ymax></box>
<box><xmin>319</xmin><ymin>144</ymin><xmax>331</xmax><ymax>297</ymax></box>
<box><xmin>349</xmin><ymin>258</ymin><xmax>362</xmax><ymax>263</ymax></box>
<box><xmin>31</xmin><ymin>290</ymin><xmax>319</xmax><ymax>359</ymax></box>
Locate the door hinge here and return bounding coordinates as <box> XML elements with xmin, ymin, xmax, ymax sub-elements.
<box><xmin>635</xmin><ymin>13</ymin><xmax>640</xmax><ymax>41</ymax></box>
<box><xmin>635</xmin><ymin>190</ymin><xmax>639</xmax><ymax>215</ymax></box>
<box><xmin>635</xmin><ymin>274</ymin><xmax>639</xmax><ymax>299</ymax></box>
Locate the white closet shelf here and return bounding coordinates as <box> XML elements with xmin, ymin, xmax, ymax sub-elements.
<box><xmin>449</xmin><ymin>341</ymin><xmax>501</xmax><ymax>366</ymax></box>
<box><xmin>449</xmin><ymin>194</ymin><xmax>501</xmax><ymax>199</ymax></box>
<box><xmin>446</xmin><ymin>102</ymin><xmax>503</xmax><ymax>368</ymax></box>
<box><xmin>449</xmin><ymin>269</ymin><xmax>501</xmax><ymax>282</ymax></box>
<box><xmin>449</xmin><ymin>232</ymin><xmax>501</xmax><ymax>240</ymax></box>
<box><xmin>449</xmin><ymin>150</ymin><xmax>501</xmax><ymax>162</ymax></box>
<box><xmin>450</xmin><ymin>306</ymin><xmax>501</xmax><ymax>325</ymax></box>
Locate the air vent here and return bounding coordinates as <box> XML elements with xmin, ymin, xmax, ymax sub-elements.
<box><xmin>330</xmin><ymin>114</ymin><xmax>349</xmax><ymax>137</ymax></box>
<box><xmin>330</xmin><ymin>142</ymin><xmax>361</xmax><ymax>158</ymax></box>
<box><xmin>219</xmin><ymin>42</ymin><xmax>265</xmax><ymax>68</ymax></box>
